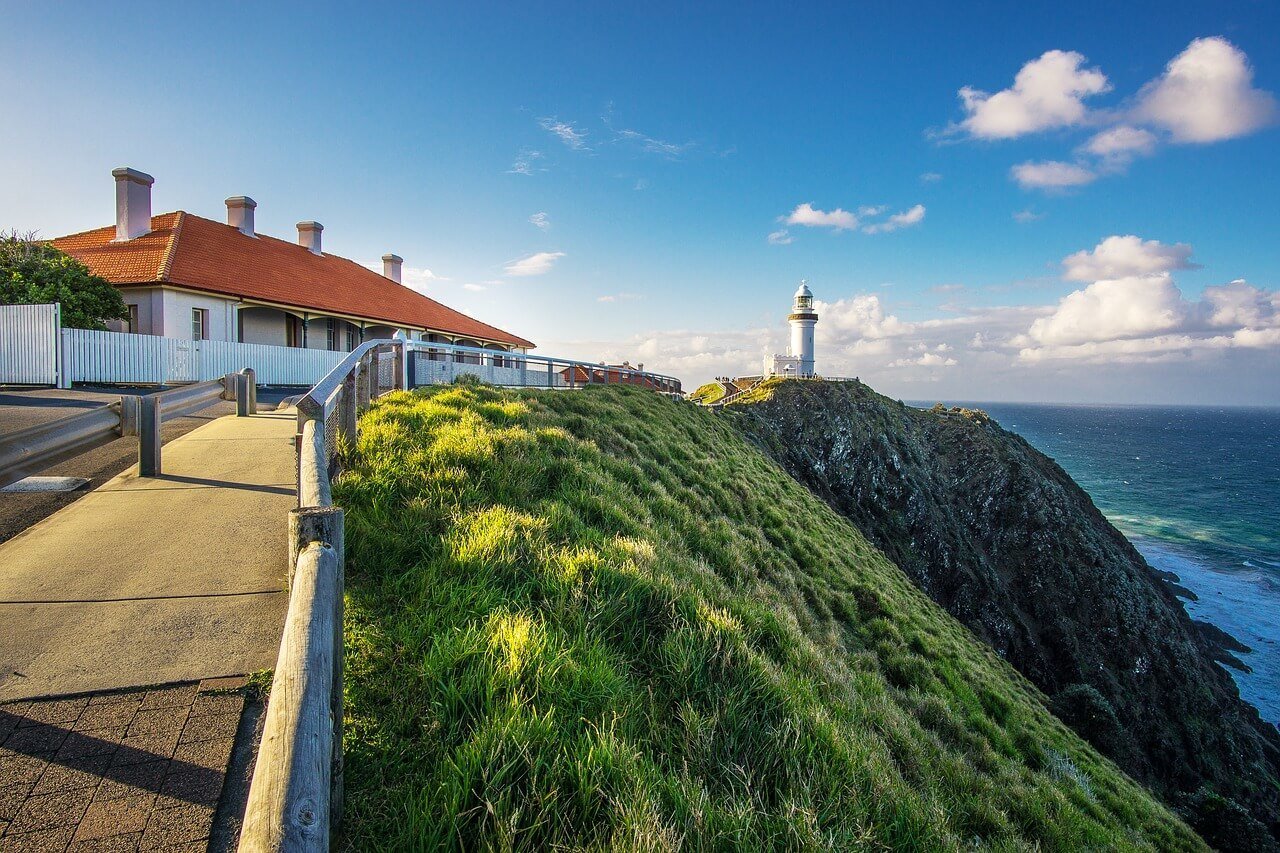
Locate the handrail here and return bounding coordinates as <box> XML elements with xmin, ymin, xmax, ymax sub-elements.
<box><xmin>244</xmin><ymin>336</ymin><xmax>687</xmax><ymax>849</ymax></box>
<box><xmin>240</xmin><ymin>540</ymin><xmax>339</xmax><ymax>851</ymax></box>
<box><xmin>295</xmin><ymin>339</ymin><xmax>395</xmax><ymax>421</ymax></box>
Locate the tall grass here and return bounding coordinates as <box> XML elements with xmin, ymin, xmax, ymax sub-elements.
<box><xmin>333</xmin><ymin>384</ymin><xmax>1204</xmax><ymax>850</ymax></box>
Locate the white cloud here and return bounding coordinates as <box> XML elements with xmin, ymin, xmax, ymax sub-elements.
<box><xmin>858</xmin><ymin>205</ymin><xmax>887</xmax><ymax>217</ymax></box>
<box><xmin>1062</xmin><ymin>235</ymin><xmax>1197</xmax><ymax>282</ymax></box>
<box><xmin>598</xmin><ymin>292</ymin><xmax>641</xmax><ymax>303</ymax></box>
<box><xmin>1133</xmin><ymin>37</ymin><xmax>1278</xmax><ymax>143</ymax></box>
<box><xmin>767</xmin><ymin>229</ymin><xmax>793</xmax><ymax>245</ymax></box>
<box><xmin>529</xmin><ymin>212</ymin><xmax>550</xmax><ymax>231</ymax></box>
<box><xmin>508</xmin><ymin>149</ymin><xmax>544</xmax><ymax>175</ymax></box>
<box><xmin>539</xmin><ymin>118</ymin><xmax>589</xmax><ymax>150</ymax></box>
<box><xmin>1081</xmin><ymin>125</ymin><xmax>1157</xmax><ymax>167</ymax></box>
<box><xmin>891</xmin><ymin>352</ymin><xmax>958</xmax><ymax>368</ymax></box>
<box><xmin>1010</xmin><ymin>160</ymin><xmax>1097</xmax><ymax>190</ymax></box>
<box><xmin>864</xmin><ymin>204</ymin><xmax>926</xmax><ymax>234</ymax></box>
<box><xmin>957</xmin><ymin>50</ymin><xmax>1110</xmax><ymax>139</ymax></box>
<box><xmin>1025</xmin><ymin>273</ymin><xmax>1189</xmax><ymax>346</ymax></box>
<box><xmin>920</xmin><ymin>172</ymin><xmax>943</xmax><ymax>183</ymax></box>
<box><xmin>815</xmin><ymin>295</ymin><xmax>913</xmax><ymax>341</ymax></box>
<box><xmin>615</xmin><ymin>129</ymin><xmax>692</xmax><ymax>158</ymax></box>
<box><xmin>1015</xmin><ymin>235</ymin><xmax>1279</xmax><ymax>363</ymax></box>
<box><xmin>1013</xmin><ymin>209</ymin><xmax>1044</xmax><ymax>223</ymax></box>
<box><xmin>463</xmin><ymin>283</ymin><xmax>487</xmax><ymax>292</ymax></box>
<box><xmin>504</xmin><ymin>251</ymin><xmax>565</xmax><ymax>277</ymax></box>
<box><xmin>785</xmin><ymin>202</ymin><xmax>859</xmax><ymax>231</ymax></box>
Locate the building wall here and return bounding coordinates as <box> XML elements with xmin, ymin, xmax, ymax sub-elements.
<box><xmin>159</xmin><ymin>289</ymin><xmax>237</xmax><ymax>341</ymax></box>
<box><xmin>239</xmin><ymin>306</ymin><xmax>289</xmax><ymax>347</ymax></box>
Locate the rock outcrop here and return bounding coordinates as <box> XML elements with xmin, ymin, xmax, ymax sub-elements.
<box><xmin>725</xmin><ymin>379</ymin><xmax>1280</xmax><ymax>847</ymax></box>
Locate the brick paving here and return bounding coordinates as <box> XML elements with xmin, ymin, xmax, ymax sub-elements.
<box><xmin>0</xmin><ymin>679</ymin><xmax>246</xmax><ymax>851</ymax></box>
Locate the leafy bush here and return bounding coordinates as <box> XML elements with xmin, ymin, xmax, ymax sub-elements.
<box><xmin>0</xmin><ymin>231</ymin><xmax>127</xmax><ymax>329</ymax></box>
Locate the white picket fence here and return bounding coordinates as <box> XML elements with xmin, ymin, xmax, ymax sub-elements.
<box><xmin>0</xmin><ymin>304</ymin><xmax>60</xmax><ymax>385</ymax></box>
<box><xmin>63</xmin><ymin>329</ymin><xmax>346</xmax><ymax>386</ymax></box>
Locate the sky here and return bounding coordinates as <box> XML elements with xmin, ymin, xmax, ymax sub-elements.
<box><xmin>2</xmin><ymin>1</ymin><xmax>1278</xmax><ymax>404</ymax></box>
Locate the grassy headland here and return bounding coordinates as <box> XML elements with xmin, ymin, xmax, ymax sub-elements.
<box><xmin>333</xmin><ymin>383</ymin><xmax>1203</xmax><ymax>850</ymax></box>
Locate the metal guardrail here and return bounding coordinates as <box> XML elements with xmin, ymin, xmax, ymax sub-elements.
<box><xmin>0</xmin><ymin>370</ymin><xmax>256</xmax><ymax>489</ymax></box>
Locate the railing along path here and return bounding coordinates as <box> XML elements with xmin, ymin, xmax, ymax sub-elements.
<box><xmin>240</xmin><ymin>339</ymin><xmax>681</xmax><ymax>851</ymax></box>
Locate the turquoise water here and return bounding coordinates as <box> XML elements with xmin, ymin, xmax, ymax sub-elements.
<box><xmin>936</xmin><ymin>402</ymin><xmax>1280</xmax><ymax>727</ymax></box>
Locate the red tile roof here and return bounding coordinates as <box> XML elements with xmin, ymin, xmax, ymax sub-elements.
<box><xmin>52</xmin><ymin>212</ymin><xmax>534</xmax><ymax>349</ymax></box>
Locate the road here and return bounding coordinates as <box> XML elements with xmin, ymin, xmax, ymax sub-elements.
<box><xmin>0</xmin><ymin>386</ymin><xmax>293</xmax><ymax>545</ymax></box>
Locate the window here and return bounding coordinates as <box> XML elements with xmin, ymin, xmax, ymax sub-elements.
<box><xmin>346</xmin><ymin>325</ymin><xmax>357</xmax><ymax>351</ymax></box>
<box><xmin>286</xmin><ymin>316</ymin><xmax>301</xmax><ymax>348</ymax></box>
<box><xmin>191</xmin><ymin>308</ymin><xmax>208</xmax><ymax>340</ymax></box>
<box><xmin>126</xmin><ymin>304</ymin><xmax>138</xmax><ymax>334</ymax></box>
<box><xmin>326</xmin><ymin>318</ymin><xmax>337</xmax><ymax>351</ymax></box>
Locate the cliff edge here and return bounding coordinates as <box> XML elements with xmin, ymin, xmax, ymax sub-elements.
<box><xmin>724</xmin><ymin>379</ymin><xmax>1280</xmax><ymax>847</ymax></box>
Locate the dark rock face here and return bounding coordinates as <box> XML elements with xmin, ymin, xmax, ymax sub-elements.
<box><xmin>726</xmin><ymin>380</ymin><xmax>1280</xmax><ymax>845</ymax></box>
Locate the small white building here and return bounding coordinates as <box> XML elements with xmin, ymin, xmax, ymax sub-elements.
<box><xmin>764</xmin><ymin>281</ymin><xmax>819</xmax><ymax>378</ymax></box>
<box><xmin>51</xmin><ymin>167</ymin><xmax>534</xmax><ymax>356</ymax></box>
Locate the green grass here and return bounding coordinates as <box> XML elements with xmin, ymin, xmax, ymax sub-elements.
<box><xmin>688</xmin><ymin>382</ymin><xmax>726</xmax><ymax>404</ymax></box>
<box><xmin>333</xmin><ymin>383</ymin><xmax>1205</xmax><ymax>851</ymax></box>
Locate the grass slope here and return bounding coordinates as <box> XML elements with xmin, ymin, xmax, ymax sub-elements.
<box><xmin>688</xmin><ymin>382</ymin><xmax>726</xmax><ymax>405</ymax></box>
<box><xmin>334</xmin><ymin>383</ymin><xmax>1203</xmax><ymax>850</ymax></box>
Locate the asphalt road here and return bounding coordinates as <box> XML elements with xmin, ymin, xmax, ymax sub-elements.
<box><xmin>0</xmin><ymin>386</ymin><xmax>294</xmax><ymax>545</ymax></box>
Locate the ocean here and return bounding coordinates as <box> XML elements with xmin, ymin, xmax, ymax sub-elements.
<box><xmin>928</xmin><ymin>401</ymin><xmax>1280</xmax><ymax>728</ymax></box>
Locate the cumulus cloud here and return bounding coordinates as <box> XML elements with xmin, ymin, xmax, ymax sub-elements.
<box><xmin>785</xmin><ymin>203</ymin><xmax>859</xmax><ymax>231</ymax></box>
<box><xmin>891</xmin><ymin>351</ymin><xmax>958</xmax><ymax>368</ymax></box>
<box><xmin>504</xmin><ymin>251</ymin><xmax>565</xmax><ymax>276</ymax></box>
<box><xmin>957</xmin><ymin>50</ymin><xmax>1110</xmax><ymax>139</ymax></box>
<box><xmin>1133</xmin><ymin>37</ymin><xmax>1278</xmax><ymax>143</ymax></box>
<box><xmin>767</xmin><ymin>229</ymin><xmax>793</xmax><ymax>245</ymax></box>
<box><xmin>529</xmin><ymin>212</ymin><xmax>550</xmax><ymax>230</ymax></box>
<box><xmin>1015</xmin><ymin>235</ymin><xmax>1279</xmax><ymax>363</ymax></box>
<box><xmin>1062</xmin><ymin>235</ymin><xmax>1198</xmax><ymax>281</ymax></box>
<box><xmin>1081</xmin><ymin>125</ymin><xmax>1158</xmax><ymax>167</ymax></box>
<box><xmin>1013</xmin><ymin>209</ymin><xmax>1044</xmax><ymax>223</ymax></box>
<box><xmin>1025</xmin><ymin>274</ymin><xmax>1189</xmax><ymax>346</ymax></box>
<box><xmin>539</xmin><ymin>117</ymin><xmax>589</xmax><ymax>150</ymax></box>
<box><xmin>1011</xmin><ymin>160</ymin><xmax>1097</xmax><ymax>190</ymax></box>
<box><xmin>864</xmin><ymin>204</ymin><xmax>926</xmax><ymax>234</ymax></box>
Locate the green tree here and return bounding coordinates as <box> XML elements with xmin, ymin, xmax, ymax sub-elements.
<box><xmin>0</xmin><ymin>230</ymin><xmax>127</xmax><ymax>330</ymax></box>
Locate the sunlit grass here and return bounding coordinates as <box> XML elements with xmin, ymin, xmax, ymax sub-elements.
<box><xmin>334</xmin><ymin>383</ymin><xmax>1204</xmax><ymax>850</ymax></box>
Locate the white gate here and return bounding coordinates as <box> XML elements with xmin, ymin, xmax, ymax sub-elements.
<box><xmin>0</xmin><ymin>304</ymin><xmax>60</xmax><ymax>385</ymax></box>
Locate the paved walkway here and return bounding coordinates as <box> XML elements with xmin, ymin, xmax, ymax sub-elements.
<box><xmin>0</xmin><ymin>410</ymin><xmax>296</xmax><ymax>703</ymax></box>
<box><xmin>0</xmin><ymin>679</ymin><xmax>249</xmax><ymax>850</ymax></box>
<box><xmin>0</xmin><ymin>408</ymin><xmax>297</xmax><ymax>849</ymax></box>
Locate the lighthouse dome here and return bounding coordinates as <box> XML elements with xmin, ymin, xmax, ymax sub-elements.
<box><xmin>794</xmin><ymin>281</ymin><xmax>812</xmax><ymax>299</ymax></box>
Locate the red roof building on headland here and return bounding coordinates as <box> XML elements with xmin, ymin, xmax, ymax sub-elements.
<box><xmin>50</xmin><ymin>168</ymin><xmax>534</xmax><ymax>354</ymax></box>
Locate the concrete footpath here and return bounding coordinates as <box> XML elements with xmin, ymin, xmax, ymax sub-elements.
<box><xmin>0</xmin><ymin>409</ymin><xmax>296</xmax><ymax>702</ymax></box>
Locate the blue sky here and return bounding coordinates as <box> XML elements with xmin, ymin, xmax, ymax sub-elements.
<box><xmin>3</xmin><ymin>1</ymin><xmax>1278</xmax><ymax>403</ymax></box>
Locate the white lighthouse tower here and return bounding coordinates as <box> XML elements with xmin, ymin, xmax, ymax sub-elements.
<box><xmin>765</xmin><ymin>281</ymin><xmax>819</xmax><ymax>378</ymax></box>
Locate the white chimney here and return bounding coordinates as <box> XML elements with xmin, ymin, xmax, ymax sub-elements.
<box><xmin>382</xmin><ymin>253</ymin><xmax>403</xmax><ymax>283</ymax></box>
<box><xmin>297</xmin><ymin>221</ymin><xmax>323</xmax><ymax>255</ymax></box>
<box><xmin>225</xmin><ymin>196</ymin><xmax>257</xmax><ymax>237</ymax></box>
<box><xmin>112</xmin><ymin>167</ymin><xmax>154</xmax><ymax>241</ymax></box>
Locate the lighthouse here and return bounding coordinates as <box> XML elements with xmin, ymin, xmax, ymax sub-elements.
<box><xmin>764</xmin><ymin>281</ymin><xmax>819</xmax><ymax>378</ymax></box>
<box><xmin>789</xmin><ymin>280</ymin><xmax>818</xmax><ymax>377</ymax></box>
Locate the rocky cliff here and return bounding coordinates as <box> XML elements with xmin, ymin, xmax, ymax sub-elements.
<box><xmin>723</xmin><ymin>379</ymin><xmax>1280</xmax><ymax>849</ymax></box>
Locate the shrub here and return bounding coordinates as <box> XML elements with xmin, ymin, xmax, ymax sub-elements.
<box><xmin>0</xmin><ymin>231</ymin><xmax>127</xmax><ymax>330</ymax></box>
